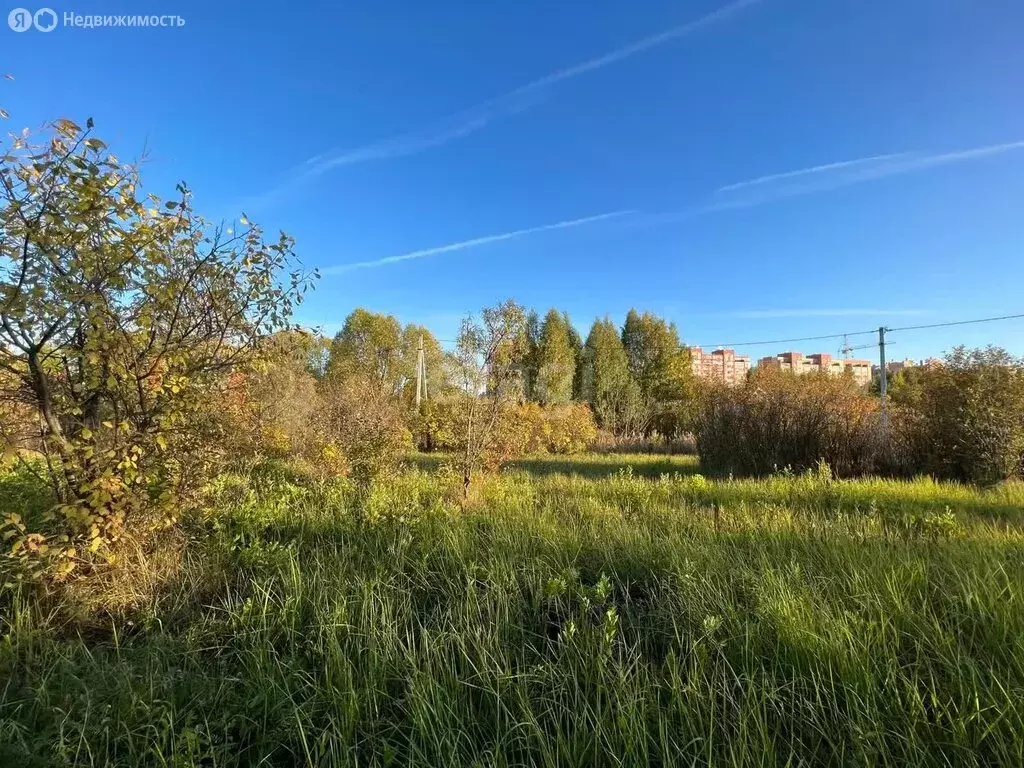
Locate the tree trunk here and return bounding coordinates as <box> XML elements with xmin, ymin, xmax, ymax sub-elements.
<box><xmin>463</xmin><ymin>399</ymin><xmax>475</xmax><ymax>499</ymax></box>
<box><xmin>26</xmin><ymin>348</ymin><xmax>76</xmax><ymax>500</ymax></box>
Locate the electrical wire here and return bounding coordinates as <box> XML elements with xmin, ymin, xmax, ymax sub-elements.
<box><xmin>693</xmin><ymin>312</ymin><xmax>1024</xmax><ymax>351</ymax></box>
<box><xmin>887</xmin><ymin>313</ymin><xmax>1024</xmax><ymax>333</ymax></box>
<box><xmin>693</xmin><ymin>329</ymin><xmax>877</xmax><ymax>350</ymax></box>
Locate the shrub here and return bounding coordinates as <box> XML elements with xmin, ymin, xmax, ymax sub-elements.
<box><xmin>319</xmin><ymin>375</ymin><xmax>412</xmax><ymax>486</ymax></box>
<box><xmin>592</xmin><ymin>430</ymin><xmax>697</xmax><ymax>455</ymax></box>
<box><xmin>696</xmin><ymin>367</ymin><xmax>883</xmax><ymax>478</ymax></box>
<box><xmin>543</xmin><ymin>403</ymin><xmax>598</xmax><ymax>454</ymax></box>
<box><xmin>220</xmin><ymin>332</ymin><xmax>322</xmax><ymax>460</ymax></box>
<box><xmin>0</xmin><ymin>119</ymin><xmax>312</xmax><ymax>579</ymax></box>
<box><xmin>424</xmin><ymin>400</ymin><xmax>597</xmax><ymax>461</ymax></box>
<box><xmin>498</xmin><ymin>401</ymin><xmax>547</xmax><ymax>457</ymax></box>
<box><xmin>421</xmin><ymin>398</ymin><xmax>535</xmax><ymax>472</ymax></box>
<box><xmin>894</xmin><ymin>347</ymin><xmax>1024</xmax><ymax>485</ymax></box>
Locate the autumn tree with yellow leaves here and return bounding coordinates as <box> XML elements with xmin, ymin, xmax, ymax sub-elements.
<box><xmin>0</xmin><ymin>117</ymin><xmax>314</xmax><ymax>576</ymax></box>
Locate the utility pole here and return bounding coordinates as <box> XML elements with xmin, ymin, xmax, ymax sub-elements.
<box><xmin>415</xmin><ymin>334</ymin><xmax>426</xmax><ymax>409</ymax></box>
<box><xmin>878</xmin><ymin>326</ymin><xmax>888</xmax><ymax>437</ymax></box>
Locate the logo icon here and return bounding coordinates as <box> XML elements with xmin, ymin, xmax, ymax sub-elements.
<box><xmin>33</xmin><ymin>7</ymin><xmax>56</xmax><ymax>31</ymax></box>
<box><xmin>8</xmin><ymin>7</ymin><xmax>32</xmax><ymax>30</ymax></box>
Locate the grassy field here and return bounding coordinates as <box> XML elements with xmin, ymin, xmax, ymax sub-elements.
<box><xmin>3</xmin><ymin>454</ymin><xmax>1024</xmax><ymax>766</ymax></box>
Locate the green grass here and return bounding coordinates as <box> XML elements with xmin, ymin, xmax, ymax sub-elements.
<box><xmin>3</xmin><ymin>454</ymin><xmax>1024</xmax><ymax>766</ymax></box>
<box><xmin>408</xmin><ymin>451</ymin><xmax>702</xmax><ymax>480</ymax></box>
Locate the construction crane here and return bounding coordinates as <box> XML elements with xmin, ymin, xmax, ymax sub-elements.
<box><xmin>839</xmin><ymin>334</ymin><xmax>853</xmax><ymax>360</ymax></box>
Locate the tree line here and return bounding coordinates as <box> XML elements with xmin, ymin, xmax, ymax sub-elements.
<box><xmin>319</xmin><ymin>305</ymin><xmax>700</xmax><ymax>442</ymax></box>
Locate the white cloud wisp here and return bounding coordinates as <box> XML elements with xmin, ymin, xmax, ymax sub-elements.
<box><xmin>323</xmin><ymin>210</ymin><xmax>633</xmax><ymax>273</ymax></box>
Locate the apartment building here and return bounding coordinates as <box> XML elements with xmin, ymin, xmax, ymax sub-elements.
<box><xmin>872</xmin><ymin>358</ymin><xmax>916</xmax><ymax>378</ymax></box>
<box><xmin>688</xmin><ymin>347</ymin><xmax>750</xmax><ymax>386</ymax></box>
<box><xmin>757</xmin><ymin>351</ymin><xmax>873</xmax><ymax>387</ymax></box>
<box><xmin>886</xmin><ymin>358</ymin><xmax>916</xmax><ymax>373</ymax></box>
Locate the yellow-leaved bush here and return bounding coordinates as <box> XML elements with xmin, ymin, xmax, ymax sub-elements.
<box><xmin>423</xmin><ymin>400</ymin><xmax>597</xmax><ymax>462</ymax></box>
<box><xmin>0</xmin><ymin>118</ymin><xmax>315</xmax><ymax>581</ymax></box>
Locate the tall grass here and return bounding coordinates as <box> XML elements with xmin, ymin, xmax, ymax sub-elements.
<box><xmin>2</xmin><ymin>455</ymin><xmax>1024</xmax><ymax>765</ymax></box>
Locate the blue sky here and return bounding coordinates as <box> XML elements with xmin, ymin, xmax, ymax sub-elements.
<box><xmin>3</xmin><ymin>0</ymin><xmax>1023</xmax><ymax>361</ymax></box>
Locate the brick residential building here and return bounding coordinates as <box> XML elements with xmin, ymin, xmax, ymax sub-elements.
<box><xmin>886</xmin><ymin>358</ymin><xmax>916</xmax><ymax>373</ymax></box>
<box><xmin>689</xmin><ymin>347</ymin><xmax>750</xmax><ymax>386</ymax></box>
<box><xmin>757</xmin><ymin>351</ymin><xmax>872</xmax><ymax>387</ymax></box>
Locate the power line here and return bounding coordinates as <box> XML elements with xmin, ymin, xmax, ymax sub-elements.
<box><xmin>694</xmin><ymin>329</ymin><xmax>877</xmax><ymax>350</ymax></box>
<box><xmin>693</xmin><ymin>312</ymin><xmax>1024</xmax><ymax>351</ymax></box>
<box><xmin>887</xmin><ymin>312</ymin><xmax>1024</xmax><ymax>333</ymax></box>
